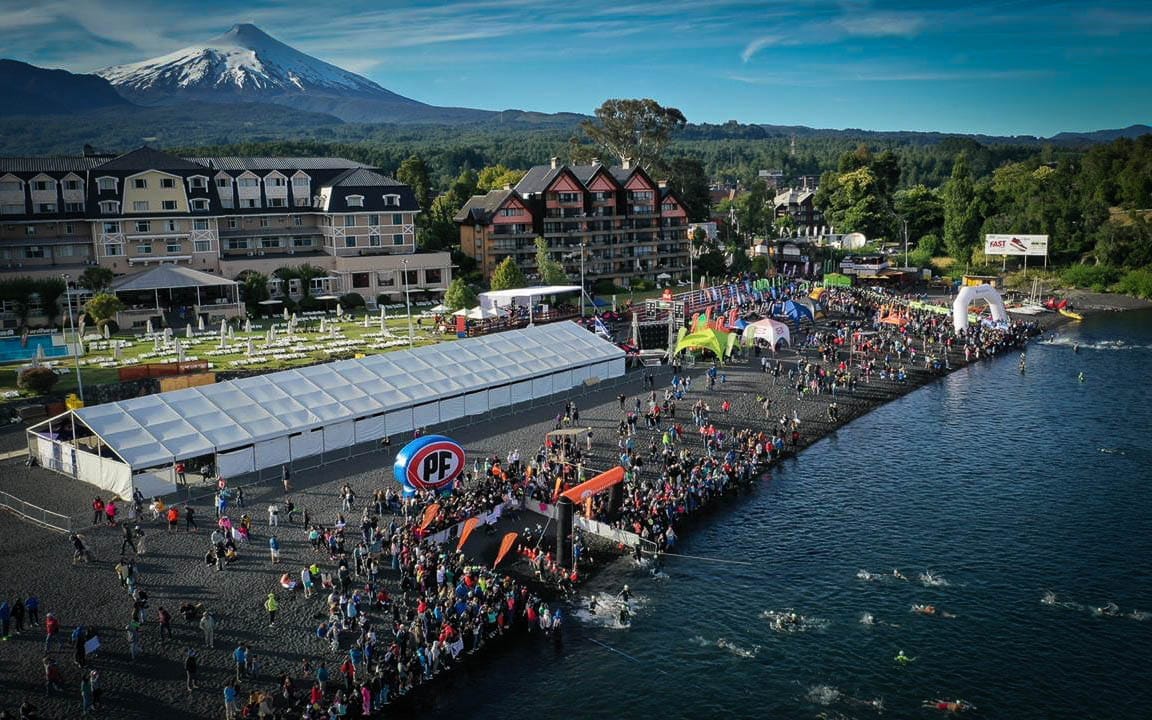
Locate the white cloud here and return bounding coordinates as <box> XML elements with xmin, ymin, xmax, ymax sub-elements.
<box><xmin>832</xmin><ymin>12</ymin><xmax>925</xmax><ymax>38</ymax></box>
<box><xmin>741</xmin><ymin>35</ymin><xmax>785</xmax><ymax>63</ymax></box>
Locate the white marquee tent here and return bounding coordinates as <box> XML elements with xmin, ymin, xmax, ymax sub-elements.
<box><xmin>28</xmin><ymin>322</ymin><xmax>624</xmax><ymax>499</ymax></box>
<box><xmin>478</xmin><ymin>285</ymin><xmax>582</xmax><ymax>312</ymax></box>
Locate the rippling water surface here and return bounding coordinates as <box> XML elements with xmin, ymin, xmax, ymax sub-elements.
<box><xmin>436</xmin><ymin>310</ymin><xmax>1152</xmax><ymax>719</ymax></box>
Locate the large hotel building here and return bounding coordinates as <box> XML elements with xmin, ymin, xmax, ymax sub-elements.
<box><xmin>455</xmin><ymin>158</ymin><xmax>690</xmax><ymax>288</ymax></box>
<box><xmin>0</xmin><ymin>146</ymin><xmax>450</xmax><ymax>326</ymax></box>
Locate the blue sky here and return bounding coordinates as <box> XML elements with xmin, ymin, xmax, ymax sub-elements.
<box><xmin>1</xmin><ymin>0</ymin><xmax>1149</xmax><ymax>136</ymax></box>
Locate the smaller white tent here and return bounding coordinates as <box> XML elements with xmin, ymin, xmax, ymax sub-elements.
<box><xmin>478</xmin><ymin>285</ymin><xmax>581</xmax><ymax>311</ymax></box>
<box><xmin>743</xmin><ymin>318</ymin><xmax>791</xmax><ymax>347</ymax></box>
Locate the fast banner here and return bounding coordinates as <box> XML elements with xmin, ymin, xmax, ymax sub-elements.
<box><xmin>984</xmin><ymin>234</ymin><xmax>1048</xmax><ymax>257</ymax></box>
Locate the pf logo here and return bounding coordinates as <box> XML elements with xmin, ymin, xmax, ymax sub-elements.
<box><xmin>393</xmin><ymin>435</ymin><xmax>465</xmax><ymax>494</ymax></box>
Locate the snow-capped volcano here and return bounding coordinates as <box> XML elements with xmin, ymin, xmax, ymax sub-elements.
<box><xmin>99</xmin><ymin>23</ymin><xmax>410</xmax><ymax>100</ymax></box>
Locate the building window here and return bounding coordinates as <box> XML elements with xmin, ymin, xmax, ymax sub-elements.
<box><xmin>343</xmin><ymin>215</ymin><xmax>356</xmax><ymax>227</ymax></box>
<box><xmin>269</xmin><ymin>198</ymin><xmax>285</xmax><ymax>207</ymax></box>
<box><xmin>25</xmin><ymin>225</ymin><xmax>35</xmax><ymax>236</ymax></box>
<box><xmin>194</xmin><ymin>240</ymin><xmax>211</xmax><ymax>253</ymax></box>
<box><xmin>292</xmin><ymin>237</ymin><xmax>313</xmax><ymax>248</ymax></box>
<box><xmin>662</xmin><ymin>202</ymin><xmax>678</xmax><ymax>212</ymax></box>
<box><xmin>166</xmin><ymin>242</ymin><xmax>182</xmax><ymax>254</ymax></box>
<box><xmin>104</xmin><ymin>243</ymin><xmax>123</xmax><ymax>256</ymax></box>
<box><xmin>368</xmin><ymin>214</ymin><xmax>379</xmax><ymax>226</ymax></box>
<box><xmin>261</xmin><ymin>238</ymin><xmax>281</xmax><ymax>249</ymax></box>
<box><xmin>346</xmin><ymin>195</ymin><xmax>364</xmax><ymax>207</ymax></box>
<box><xmin>269</xmin><ymin>177</ymin><xmax>286</xmax><ymax>187</ymax></box>
<box><xmin>191</xmin><ymin>199</ymin><xmax>209</xmax><ymax>211</ymax></box>
<box><xmin>403</xmin><ymin>270</ymin><xmax>418</xmax><ymax>286</ymax></box>
<box><xmin>193</xmin><ymin>219</ymin><xmax>210</xmax><ymax>231</ymax></box>
<box><xmin>162</xmin><ymin>200</ymin><xmax>178</xmax><ymax>211</ymax></box>
<box><xmin>1</xmin><ymin>204</ymin><xmax>24</xmax><ymax>214</ymax></box>
<box><xmin>99</xmin><ymin>201</ymin><xmax>120</xmax><ymax>214</ymax></box>
<box><xmin>294</xmin><ymin>196</ymin><xmax>310</xmax><ymax>207</ymax></box>
<box><xmin>132</xmin><ymin>201</ymin><xmax>149</xmax><ymax>212</ymax></box>
<box><xmin>35</xmin><ymin>203</ymin><xmax>56</xmax><ymax>213</ymax></box>
<box><xmin>352</xmin><ymin>272</ymin><xmax>370</xmax><ymax>289</ymax></box>
<box><xmin>227</xmin><ymin>218</ymin><xmax>238</xmax><ymax>229</ymax></box>
<box><xmin>216</xmin><ymin>178</ymin><xmax>230</xmax><ymax>188</ymax></box>
<box><xmin>135</xmin><ymin>221</ymin><xmax>151</xmax><ymax>233</ymax></box>
<box><xmin>102</xmin><ymin>222</ymin><xmax>120</xmax><ymax>234</ymax></box>
<box><xmin>0</xmin><ymin>180</ymin><xmax>21</xmax><ymax>192</ymax></box>
<box><xmin>164</xmin><ymin>220</ymin><xmax>178</xmax><ymax>232</ymax></box>
<box><xmin>425</xmin><ymin>268</ymin><xmax>442</xmax><ymax>285</ymax></box>
<box><xmin>499</xmin><ymin>207</ymin><xmax>524</xmax><ymax>216</ymax></box>
<box><xmin>345</xmin><ymin>236</ymin><xmax>357</xmax><ymax>248</ymax></box>
<box><xmin>238</xmin><ymin>178</ymin><xmax>259</xmax><ymax>188</ymax></box>
<box><xmin>242</xmin><ymin>199</ymin><xmax>258</xmax><ymax>209</ymax></box>
<box><xmin>385</xmin><ymin>194</ymin><xmax>400</xmax><ymax>206</ymax></box>
<box><xmin>377</xmin><ymin>271</ymin><xmax>395</xmax><ymax>287</ymax></box>
<box><xmin>137</xmin><ymin>243</ymin><xmax>152</xmax><ymax>255</ymax></box>
<box><xmin>25</xmin><ymin>245</ymin><xmax>44</xmax><ymax>258</ymax></box>
<box><xmin>369</xmin><ymin>233</ymin><xmax>380</xmax><ymax>247</ymax></box>
<box><xmin>97</xmin><ymin>177</ymin><xmax>116</xmax><ymax>192</ymax></box>
<box><xmin>64</xmin><ymin>223</ymin><xmax>74</xmax><ymax>234</ymax></box>
<box><xmin>64</xmin><ymin>203</ymin><xmax>84</xmax><ymax>213</ymax></box>
<box><xmin>189</xmin><ymin>177</ymin><xmax>206</xmax><ymax>189</ymax></box>
<box><xmin>160</xmin><ymin>178</ymin><xmax>175</xmax><ymax>189</ymax></box>
<box><xmin>227</xmin><ymin>238</ymin><xmax>249</xmax><ymax>250</ymax></box>
<box><xmin>392</xmin><ymin>213</ymin><xmax>403</xmax><ymax>226</ymax></box>
<box><xmin>392</xmin><ymin>234</ymin><xmax>404</xmax><ymax>245</ymax></box>
<box><xmin>557</xmin><ymin>192</ymin><xmax>580</xmax><ymax>203</ymax></box>
<box><xmin>292</xmin><ymin>215</ymin><xmax>303</xmax><ymax>227</ymax></box>
<box><xmin>57</xmin><ymin>245</ymin><xmax>75</xmax><ymax>257</ymax></box>
<box><xmin>64</xmin><ymin>180</ymin><xmax>82</xmax><ymax>191</ymax></box>
<box><xmin>32</xmin><ymin>180</ymin><xmax>52</xmax><ymax>191</ymax></box>
<box><xmin>259</xmin><ymin>218</ymin><xmax>270</xmax><ymax>228</ymax></box>
<box><xmin>133</xmin><ymin>178</ymin><xmax>148</xmax><ymax>189</ymax></box>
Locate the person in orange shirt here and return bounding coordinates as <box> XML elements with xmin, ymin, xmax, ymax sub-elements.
<box><xmin>167</xmin><ymin>506</ymin><xmax>180</xmax><ymax>534</ymax></box>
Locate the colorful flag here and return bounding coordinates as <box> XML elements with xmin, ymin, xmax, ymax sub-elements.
<box><xmin>457</xmin><ymin>517</ymin><xmax>480</xmax><ymax>551</ymax></box>
<box><xmin>494</xmin><ymin>532</ymin><xmax>519</xmax><ymax>567</ymax></box>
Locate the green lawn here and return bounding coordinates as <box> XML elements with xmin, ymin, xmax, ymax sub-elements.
<box><xmin>0</xmin><ymin>311</ymin><xmax>451</xmax><ymax>398</ymax></box>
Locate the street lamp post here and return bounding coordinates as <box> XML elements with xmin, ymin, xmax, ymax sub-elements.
<box><xmin>401</xmin><ymin>259</ymin><xmax>414</xmax><ymax>347</ymax></box>
<box><xmin>902</xmin><ymin>218</ymin><xmax>910</xmax><ymax>268</ymax></box>
<box><xmin>579</xmin><ymin>243</ymin><xmax>586</xmax><ymax>318</ymax></box>
<box><xmin>61</xmin><ymin>274</ymin><xmax>84</xmax><ymax>403</ymax></box>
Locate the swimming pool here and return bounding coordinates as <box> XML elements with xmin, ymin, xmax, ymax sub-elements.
<box><xmin>0</xmin><ymin>335</ymin><xmax>69</xmax><ymax>363</ymax></box>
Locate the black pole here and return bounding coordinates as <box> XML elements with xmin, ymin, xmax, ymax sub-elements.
<box><xmin>555</xmin><ymin>496</ymin><xmax>574</xmax><ymax>569</ymax></box>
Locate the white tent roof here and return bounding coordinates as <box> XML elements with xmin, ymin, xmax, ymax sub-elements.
<box><xmin>479</xmin><ymin>285</ymin><xmax>581</xmax><ymax>309</ymax></box>
<box><xmin>742</xmin><ymin>318</ymin><xmax>791</xmax><ymax>346</ymax></box>
<box><xmin>59</xmin><ymin>322</ymin><xmax>622</xmax><ymax>469</ymax></box>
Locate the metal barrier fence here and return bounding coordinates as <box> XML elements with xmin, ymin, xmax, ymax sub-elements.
<box><xmin>0</xmin><ymin>490</ymin><xmax>72</xmax><ymax>533</ymax></box>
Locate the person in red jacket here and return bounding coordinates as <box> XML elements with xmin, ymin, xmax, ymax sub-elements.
<box><xmin>44</xmin><ymin>613</ymin><xmax>60</xmax><ymax>653</ymax></box>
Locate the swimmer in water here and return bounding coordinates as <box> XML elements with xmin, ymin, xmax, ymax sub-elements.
<box><xmin>913</xmin><ymin>604</ymin><xmax>957</xmax><ymax>618</ymax></box>
<box><xmin>923</xmin><ymin>699</ymin><xmax>974</xmax><ymax>713</ymax></box>
<box><xmin>1078</xmin><ymin>371</ymin><xmax>1085</xmax><ymax>383</ymax></box>
<box><xmin>1097</xmin><ymin>602</ymin><xmax>1121</xmax><ymax>617</ymax></box>
<box><xmin>1073</xmin><ymin>343</ymin><xmax>1080</xmax><ymax>353</ymax></box>
<box><xmin>894</xmin><ymin>650</ymin><xmax>915</xmax><ymax>665</ymax></box>
<box><xmin>892</xmin><ymin>569</ymin><xmax>907</xmax><ymax>581</ymax></box>
<box><xmin>619</xmin><ymin>584</ymin><xmax>632</xmax><ymax>602</ymax></box>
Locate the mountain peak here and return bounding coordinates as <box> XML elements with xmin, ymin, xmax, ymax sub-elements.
<box><xmin>212</xmin><ymin>23</ymin><xmax>280</xmax><ymax>49</ymax></box>
<box><xmin>98</xmin><ymin>23</ymin><xmax>407</xmax><ymax>101</ymax></box>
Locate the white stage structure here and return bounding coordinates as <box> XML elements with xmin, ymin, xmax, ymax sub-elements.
<box><xmin>28</xmin><ymin>322</ymin><xmax>624</xmax><ymax>499</ymax></box>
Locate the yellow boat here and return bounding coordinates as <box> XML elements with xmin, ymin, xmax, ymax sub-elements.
<box><xmin>1059</xmin><ymin>308</ymin><xmax>1084</xmax><ymax>321</ymax></box>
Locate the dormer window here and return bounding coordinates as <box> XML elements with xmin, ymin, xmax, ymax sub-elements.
<box><xmin>191</xmin><ymin>199</ymin><xmax>209</xmax><ymax>212</ymax></box>
<box><xmin>97</xmin><ymin>177</ymin><xmax>117</xmax><ymax>192</ymax></box>
<box><xmin>99</xmin><ymin>200</ymin><xmax>120</xmax><ymax>214</ymax></box>
<box><xmin>384</xmin><ymin>194</ymin><xmax>401</xmax><ymax>206</ymax></box>
<box><xmin>347</xmin><ymin>195</ymin><xmax>365</xmax><ymax>207</ymax></box>
<box><xmin>189</xmin><ymin>176</ymin><xmax>207</xmax><ymax>190</ymax></box>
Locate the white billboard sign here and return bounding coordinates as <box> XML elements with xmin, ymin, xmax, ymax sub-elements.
<box><xmin>984</xmin><ymin>234</ymin><xmax>1048</xmax><ymax>257</ymax></box>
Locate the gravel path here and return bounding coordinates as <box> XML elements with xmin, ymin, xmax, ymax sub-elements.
<box><xmin>0</xmin><ymin>312</ymin><xmax>1052</xmax><ymax>719</ymax></box>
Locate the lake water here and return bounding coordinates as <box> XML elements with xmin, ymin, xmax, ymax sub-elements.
<box><xmin>434</xmin><ymin>309</ymin><xmax>1152</xmax><ymax>719</ymax></box>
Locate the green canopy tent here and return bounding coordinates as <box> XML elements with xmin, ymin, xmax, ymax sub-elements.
<box><xmin>674</xmin><ymin>327</ymin><xmax>731</xmax><ymax>359</ymax></box>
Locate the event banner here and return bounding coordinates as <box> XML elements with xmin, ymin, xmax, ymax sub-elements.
<box><xmin>984</xmin><ymin>234</ymin><xmax>1048</xmax><ymax>257</ymax></box>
